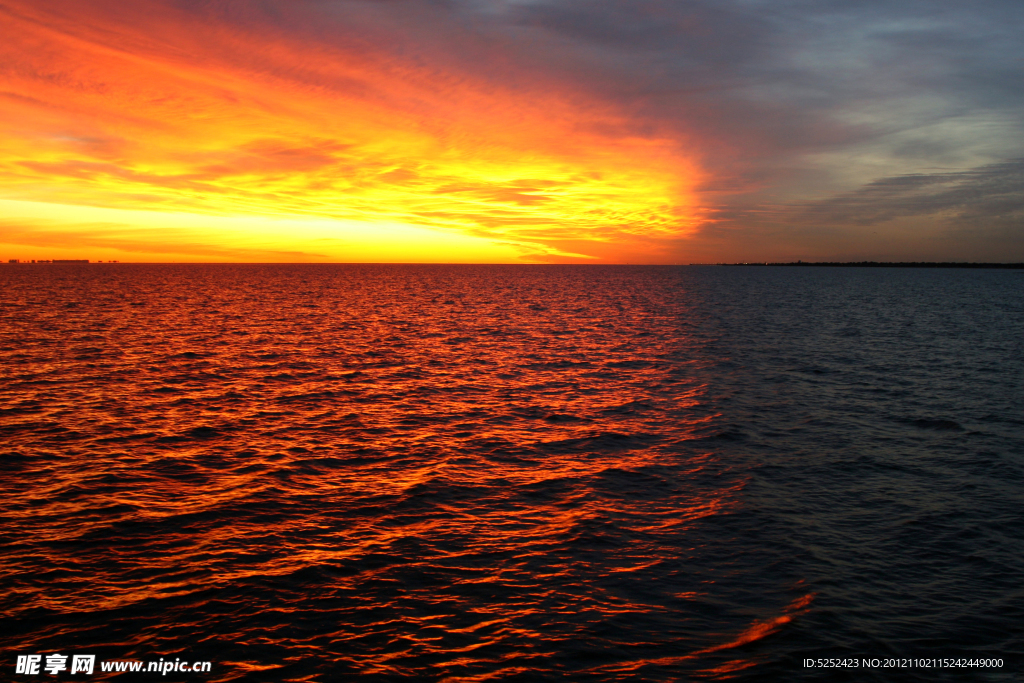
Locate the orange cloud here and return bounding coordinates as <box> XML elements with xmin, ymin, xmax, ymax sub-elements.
<box><xmin>0</xmin><ymin>0</ymin><xmax>705</xmax><ymax>262</ymax></box>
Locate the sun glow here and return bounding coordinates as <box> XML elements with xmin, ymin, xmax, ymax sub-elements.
<box><xmin>0</xmin><ymin>1</ymin><xmax>704</xmax><ymax>262</ymax></box>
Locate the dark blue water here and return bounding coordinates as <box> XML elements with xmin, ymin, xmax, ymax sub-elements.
<box><xmin>1</xmin><ymin>264</ymin><xmax>1021</xmax><ymax>681</ymax></box>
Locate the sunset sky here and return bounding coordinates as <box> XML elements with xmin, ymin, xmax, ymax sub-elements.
<box><xmin>2</xmin><ymin>0</ymin><xmax>1022</xmax><ymax>263</ymax></box>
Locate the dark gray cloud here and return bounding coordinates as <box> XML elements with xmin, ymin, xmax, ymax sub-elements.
<box><xmin>236</xmin><ymin>0</ymin><xmax>1024</xmax><ymax>179</ymax></box>
<box><xmin>798</xmin><ymin>159</ymin><xmax>1024</xmax><ymax>227</ymax></box>
<box><xmin>493</xmin><ymin>0</ymin><xmax>1024</xmax><ymax>259</ymax></box>
<box><xmin>679</xmin><ymin>158</ymin><xmax>1024</xmax><ymax>262</ymax></box>
<box><xmin>511</xmin><ymin>0</ymin><xmax>767</xmax><ymax>64</ymax></box>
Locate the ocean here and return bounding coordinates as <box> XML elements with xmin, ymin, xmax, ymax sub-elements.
<box><xmin>1</xmin><ymin>264</ymin><xmax>1021</xmax><ymax>681</ymax></box>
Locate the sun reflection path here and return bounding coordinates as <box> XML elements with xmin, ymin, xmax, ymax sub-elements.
<box><xmin>0</xmin><ymin>265</ymin><xmax>804</xmax><ymax>680</ymax></box>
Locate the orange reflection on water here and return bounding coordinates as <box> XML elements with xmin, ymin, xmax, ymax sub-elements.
<box><xmin>1</xmin><ymin>265</ymin><xmax>767</xmax><ymax>679</ymax></box>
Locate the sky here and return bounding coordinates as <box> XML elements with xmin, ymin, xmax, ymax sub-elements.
<box><xmin>1</xmin><ymin>0</ymin><xmax>1022</xmax><ymax>263</ymax></box>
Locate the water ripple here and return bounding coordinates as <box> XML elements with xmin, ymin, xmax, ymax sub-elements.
<box><xmin>1</xmin><ymin>264</ymin><xmax>1021</xmax><ymax>681</ymax></box>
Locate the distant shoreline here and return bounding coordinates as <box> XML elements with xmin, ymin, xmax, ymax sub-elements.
<box><xmin>716</xmin><ymin>261</ymin><xmax>1024</xmax><ymax>269</ymax></box>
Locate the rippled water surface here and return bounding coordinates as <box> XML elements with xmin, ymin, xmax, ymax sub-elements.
<box><xmin>1</xmin><ymin>264</ymin><xmax>1022</xmax><ymax>681</ymax></box>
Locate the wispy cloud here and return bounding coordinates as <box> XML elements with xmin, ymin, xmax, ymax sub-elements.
<box><xmin>1</xmin><ymin>0</ymin><xmax>1022</xmax><ymax>261</ymax></box>
<box><xmin>798</xmin><ymin>159</ymin><xmax>1024</xmax><ymax>226</ymax></box>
